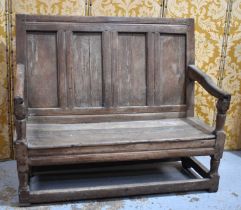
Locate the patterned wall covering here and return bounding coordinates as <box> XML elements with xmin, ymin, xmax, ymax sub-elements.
<box><xmin>223</xmin><ymin>0</ymin><xmax>241</xmax><ymax>149</ymax></box>
<box><xmin>91</xmin><ymin>0</ymin><xmax>161</xmax><ymax>17</ymax></box>
<box><xmin>0</xmin><ymin>0</ymin><xmax>240</xmax><ymax>159</ymax></box>
<box><xmin>0</xmin><ymin>1</ymin><xmax>11</xmax><ymax>160</ymax></box>
<box><xmin>13</xmin><ymin>0</ymin><xmax>85</xmax><ymax>15</ymax></box>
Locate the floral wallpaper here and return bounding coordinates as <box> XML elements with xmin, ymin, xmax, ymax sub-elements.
<box><xmin>91</xmin><ymin>0</ymin><xmax>161</xmax><ymax>17</ymax></box>
<box><xmin>0</xmin><ymin>0</ymin><xmax>240</xmax><ymax>159</ymax></box>
<box><xmin>13</xmin><ymin>0</ymin><xmax>85</xmax><ymax>15</ymax></box>
<box><xmin>223</xmin><ymin>0</ymin><xmax>241</xmax><ymax>149</ymax></box>
<box><xmin>0</xmin><ymin>1</ymin><xmax>11</xmax><ymax>160</ymax></box>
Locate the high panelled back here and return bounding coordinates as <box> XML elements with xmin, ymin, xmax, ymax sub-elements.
<box><xmin>16</xmin><ymin>16</ymin><xmax>195</xmax><ymax>122</ymax></box>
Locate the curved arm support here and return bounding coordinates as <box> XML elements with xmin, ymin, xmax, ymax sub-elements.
<box><xmin>188</xmin><ymin>65</ymin><xmax>231</xmax><ymax>133</ymax></box>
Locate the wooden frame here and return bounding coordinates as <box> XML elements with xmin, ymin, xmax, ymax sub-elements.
<box><xmin>14</xmin><ymin>15</ymin><xmax>231</xmax><ymax>205</ymax></box>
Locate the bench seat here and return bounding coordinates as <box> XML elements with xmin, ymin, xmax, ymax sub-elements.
<box><xmin>28</xmin><ymin>118</ymin><xmax>214</xmax><ymax>149</ymax></box>
<box><xmin>26</xmin><ymin>117</ymin><xmax>216</xmax><ymax>166</ymax></box>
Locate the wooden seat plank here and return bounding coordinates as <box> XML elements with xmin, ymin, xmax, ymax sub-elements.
<box><xmin>27</xmin><ymin>118</ymin><xmax>215</xmax><ymax>149</ymax></box>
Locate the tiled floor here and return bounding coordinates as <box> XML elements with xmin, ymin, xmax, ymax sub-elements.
<box><xmin>0</xmin><ymin>151</ymin><xmax>241</xmax><ymax>210</ymax></box>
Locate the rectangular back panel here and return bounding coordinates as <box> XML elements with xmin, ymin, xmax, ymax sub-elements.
<box><xmin>16</xmin><ymin>15</ymin><xmax>195</xmax><ymax>118</ymax></box>
<box><xmin>154</xmin><ymin>34</ymin><xmax>186</xmax><ymax>105</ymax></box>
<box><xmin>72</xmin><ymin>33</ymin><xmax>103</xmax><ymax>107</ymax></box>
<box><xmin>114</xmin><ymin>33</ymin><xmax>146</xmax><ymax>106</ymax></box>
<box><xmin>26</xmin><ymin>32</ymin><xmax>58</xmax><ymax>108</ymax></box>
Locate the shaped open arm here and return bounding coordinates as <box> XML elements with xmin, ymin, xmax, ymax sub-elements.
<box><xmin>188</xmin><ymin>65</ymin><xmax>231</xmax><ymax>133</ymax></box>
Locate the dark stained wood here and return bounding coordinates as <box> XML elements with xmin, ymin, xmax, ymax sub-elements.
<box><xmin>25</xmin><ymin>22</ymin><xmax>189</xmax><ymax>34</ymax></box>
<box><xmin>19</xmin><ymin>14</ymin><xmax>194</xmax><ymax>24</ymax></box>
<box><xmin>15</xmin><ymin>15</ymin><xmax>231</xmax><ymax>205</ymax></box>
<box><xmin>181</xmin><ymin>157</ymin><xmax>210</xmax><ymax>178</ymax></box>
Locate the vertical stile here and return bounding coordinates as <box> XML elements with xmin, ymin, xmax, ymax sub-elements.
<box><xmin>65</xmin><ymin>31</ymin><xmax>74</xmax><ymax>108</ymax></box>
<box><xmin>154</xmin><ymin>32</ymin><xmax>160</xmax><ymax>105</ymax></box>
<box><xmin>102</xmin><ymin>31</ymin><xmax>112</xmax><ymax>107</ymax></box>
<box><xmin>57</xmin><ymin>30</ymin><xmax>67</xmax><ymax>108</ymax></box>
<box><xmin>186</xmin><ymin>19</ymin><xmax>195</xmax><ymax>117</ymax></box>
<box><xmin>112</xmin><ymin>31</ymin><xmax>118</xmax><ymax>106</ymax></box>
<box><xmin>146</xmin><ymin>32</ymin><xmax>155</xmax><ymax>106</ymax></box>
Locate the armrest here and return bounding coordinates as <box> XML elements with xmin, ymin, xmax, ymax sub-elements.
<box><xmin>14</xmin><ymin>64</ymin><xmax>27</xmax><ymax>143</ymax></box>
<box><xmin>14</xmin><ymin>64</ymin><xmax>25</xmax><ymax>104</ymax></box>
<box><xmin>188</xmin><ymin>65</ymin><xmax>231</xmax><ymax>133</ymax></box>
<box><xmin>188</xmin><ymin>65</ymin><xmax>231</xmax><ymax>100</ymax></box>
<box><xmin>14</xmin><ymin>64</ymin><xmax>27</xmax><ymax>120</ymax></box>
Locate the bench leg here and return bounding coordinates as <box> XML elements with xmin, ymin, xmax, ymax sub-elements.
<box><xmin>18</xmin><ymin>172</ymin><xmax>30</xmax><ymax>206</ymax></box>
<box><xmin>181</xmin><ymin>156</ymin><xmax>221</xmax><ymax>192</ymax></box>
<box><xmin>15</xmin><ymin>141</ymin><xmax>30</xmax><ymax>206</ymax></box>
<box><xmin>208</xmin><ymin>155</ymin><xmax>220</xmax><ymax>192</ymax></box>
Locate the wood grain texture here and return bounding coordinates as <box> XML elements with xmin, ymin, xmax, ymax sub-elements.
<box><xmin>28</xmin><ymin>105</ymin><xmax>186</xmax><ymax>116</ymax></box>
<box><xmin>102</xmin><ymin>31</ymin><xmax>112</xmax><ymax>107</ymax></box>
<box><xmin>14</xmin><ymin>64</ymin><xmax>25</xmax><ymax>104</ymax></box>
<box><xmin>27</xmin><ymin>112</ymin><xmax>187</xmax><ymax>124</ymax></box>
<box><xmin>26</xmin><ymin>118</ymin><xmax>215</xmax><ymax>149</ymax></box>
<box><xmin>57</xmin><ymin>30</ymin><xmax>67</xmax><ymax>108</ymax></box>
<box><xmin>29</xmin><ymin>148</ymin><xmax>215</xmax><ymax>166</ymax></box>
<box><xmin>72</xmin><ymin>33</ymin><xmax>103</xmax><ymax>107</ymax></box>
<box><xmin>154</xmin><ymin>34</ymin><xmax>186</xmax><ymax>105</ymax></box>
<box><xmin>28</xmin><ymin>139</ymin><xmax>215</xmax><ymax>157</ymax></box>
<box><xmin>27</xmin><ymin>32</ymin><xmax>58</xmax><ymax>108</ymax></box>
<box><xmin>113</xmin><ymin>33</ymin><xmax>146</xmax><ymax>106</ymax></box>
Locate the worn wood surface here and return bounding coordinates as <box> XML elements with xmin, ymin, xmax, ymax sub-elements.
<box><xmin>18</xmin><ymin>15</ymin><xmax>194</xmax><ymax>115</ymax></box>
<box><xmin>28</xmin><ymin>178</ymin><xmax>211</xmax><ymax>203</ymax></box>
<box><xmin>15</xmin><ymin>15</ymin><xmax>231</xmax><ymax>204</ymax></box>
<box><xmin>114</xmin><ymin>33</ymin><xmax>146</xmax><ymax>106</ymax></box>
<box><xmin>29</xmin><ymin>148</ymin><xmax>215</xmax><ymax>166</ymax></box>
<box><xmin>154</xmin><ymin>34</ymin><xmax>185</xmax><ymax>105</ymax></box>
<box><xmin>72</xmin><ymin>33</ymin><xmax>103</xmax><ymax>107</ymax></box>
<box><xmin>27</xmin><ymin>118</ymin><xmax>215</xmax><ymax>149</ymax></box>
<box><xmin>28</xmin><ymin>140</ymin><xmax>215</xmax><ymax>157</ymax></box>
<box><xmin>27</xmin><ymin>32</ymin><xmax>58</xmax><ymax>108</ymax></box>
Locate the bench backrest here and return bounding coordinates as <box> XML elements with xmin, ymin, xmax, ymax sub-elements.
<box><xmin>16</xmin><ymin>15</ymin><xmax>195</xmax><ymax>123</ymax></box>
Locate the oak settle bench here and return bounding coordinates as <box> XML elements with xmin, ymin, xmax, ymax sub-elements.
<box><xmin>14</xmin><ymin>15</ymin><xmax>231</xmax><ymax>205</ymax></box>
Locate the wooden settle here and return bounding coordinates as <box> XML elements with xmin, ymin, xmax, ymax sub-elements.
<box><xmin>14</xmin><ymin>15</ymin><xmax>231</xmax><ymax>205</ymax></box>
